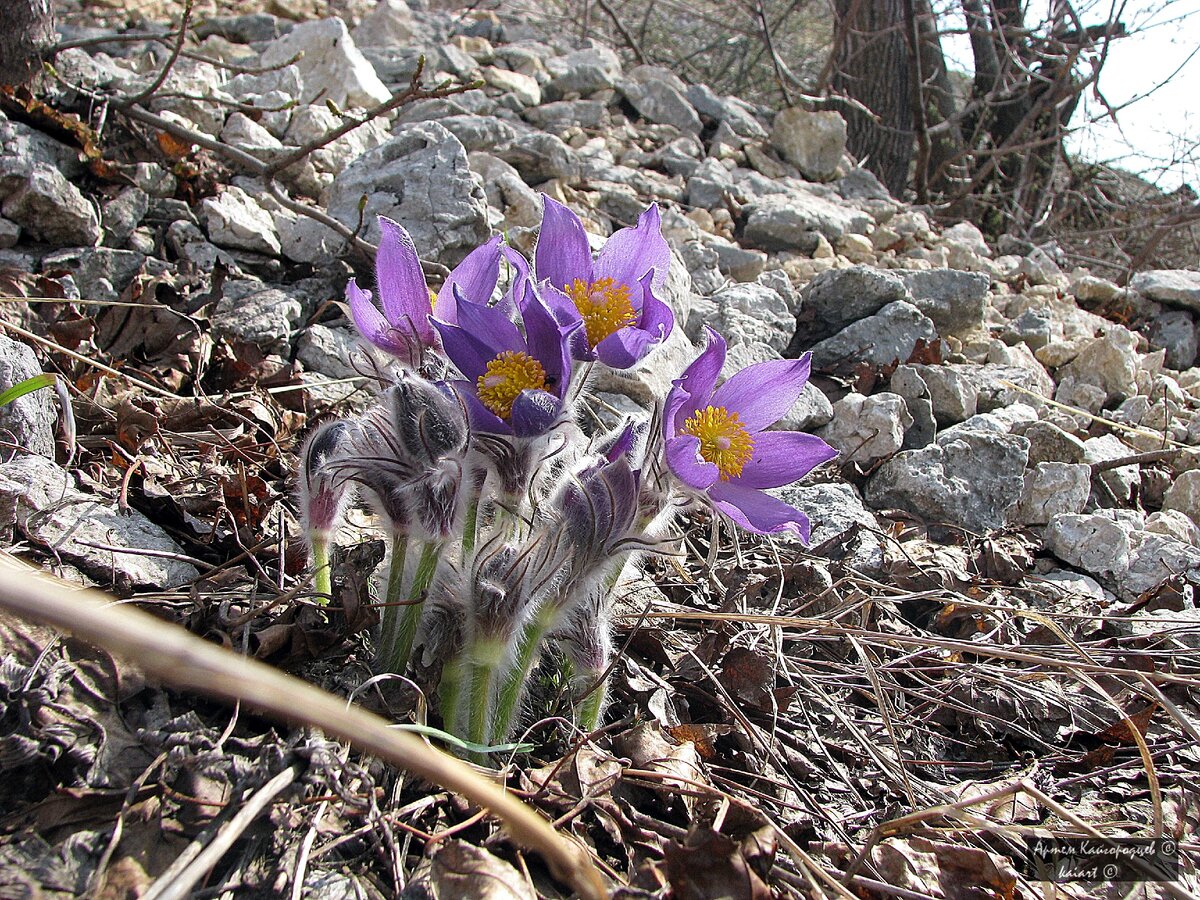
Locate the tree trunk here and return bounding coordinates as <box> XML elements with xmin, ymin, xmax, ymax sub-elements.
<box><xmin>831</xmin><ymin>0</ymin><xmax>913</xmax><ymax>196</ymax></box>
<box><xmin>0</xmin><ymin>0</ymin><xmax>54</xmax><ymax>87</ymax></box>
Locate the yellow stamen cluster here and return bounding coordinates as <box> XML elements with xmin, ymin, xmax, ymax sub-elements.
<box><xmin>565</xmin><ymin>277</ymin><xmax>637</xmax><ymax>348</ymax></box>
<box><xmin>477</xmin><ymin>351</ymin><xmax>547</xmax><ymax>420</ymax></box>
<box><xmin>680</xmin><ymin>405</ymin><xmax>755</xmax><ymax>481</ymax></box>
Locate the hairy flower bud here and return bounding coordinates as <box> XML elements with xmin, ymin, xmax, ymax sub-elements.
<box><xmin>298</xmin><ymin>419</ymin><xmax>356</xmax><ymax>536</ymax></box>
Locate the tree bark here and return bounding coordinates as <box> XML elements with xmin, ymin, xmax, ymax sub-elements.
<box><xmin>831</xmin><ymin>0</ymin><xmax>913</xmax><ymax>196</ymax></box>
<box><xmin>0</xmin><ymin>0</ymin><xmax>54</xmax><ymax>87</ymax></box>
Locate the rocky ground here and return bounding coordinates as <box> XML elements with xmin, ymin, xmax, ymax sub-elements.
<box><xmin>1</xmin><ymin>1</ymin><xmax>1199</xmax><ymax>897</ymax></box>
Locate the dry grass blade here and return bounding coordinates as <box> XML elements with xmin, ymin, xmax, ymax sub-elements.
<box><xmin>0</xmin><ymin>562</ymin><xmax>606</xmax><ymax>900</ymax></box>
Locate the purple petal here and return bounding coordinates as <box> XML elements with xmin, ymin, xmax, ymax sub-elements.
<box><xmin>602</xmin><ymin>422</ymin><xmax>636</xmax><ymax>462</ymax></box>
<box><xmin>433</xmin><ymin>234</ymin><xmax>503</xmax><ymax>324</ymax></box>
<box><xmin>347</xmin><ymin>279</ymin><xmax>407</xmax><ymax>355</ymax></box>
<box><xmin>593</xmin><ymin>203</ymin><xmax>670</xmax><ymax>294</ymax></box>
<box><xmin>535</xmin><ymin>197</ymin><xmax>593</xmax><ymax>292</ymax></box>
<box><xmin>375</xmin><ymin>217</ymin><xmax>435</xmax><ymax>345</ymax></box>
<box><xmin>595</xmin><ymin>325</ymin><xmax>660</xmax><ymax>369</ymax></box>
<box><xmin>708</xmin><ymin>481</ymin><xmax>812</xmax><ymax>540</ymax></box>
<box><xmin>637</xmin><ymin>271</ymin><xmax>675</xmax><ymax>340</ymax></box>
<box><xmin>432</xmin><ymin>320</ymin><xmax>494</xmax><ymax>384</ymax></box>
<box><xmin>453</xmin><ymin>295</ymin><xmax>525</xmax><ymax>356</ymax></box>
<box><xmin>664</xmin><ymin>434</ymin><xmax>719</xmax><ymax>490</ymax></box>
<box><xmin>502</xmin><ymin>246</ymin><xmax>531</xmax><ymax>320</ymax></box>
<box><xmin>666</xmin><ymin>327</ymin><xmax>726</xmax><ymax>433</ymax></box>
<box><xmin>733</xmin><ymin>431</ymin><xmax>838</xmax><ymax>489</ymax></box>
<box><xmin>710</xmin><ymin>352</ymin><xmax>813</xmax><ymax>433</ymax></box>
<box><xmin>520</xmin><ymin>283</ymin><xmax>574</xmax><ymax>396</ymax></box>
<box><xmin>452</xmin><ymin>380</ymin><xmax>512</xmax><ymax>434</ymax></box>
<box><xmin>511</xmin><ymin>389</ymin><xmax>561</xmax><ymax>437</ymax></box>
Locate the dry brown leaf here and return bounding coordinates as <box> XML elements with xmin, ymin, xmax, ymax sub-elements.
<box><xmin>430</xmin><ymin>840</ymin><xmax>536</xmax><ymax>900</ymax></box>
<box><xmin>662</xmin><ymin>825</ymin><xmax>772</xmax><ymax>900</ymax></box>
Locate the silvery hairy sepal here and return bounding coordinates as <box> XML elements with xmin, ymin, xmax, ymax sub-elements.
<box><xmin>335</xmin><ymin>374</ymin><xmax>471</xmax><ymax>539</ymax></box>
<box><xmin>466</xmin><ymin>535</ymin><xmax>562</xmax><ymax>646</ymax></box>
<box><xmin>298</xmin><ymin>419</ymin><xmax>357</xmax><ymax>537</ymax></box>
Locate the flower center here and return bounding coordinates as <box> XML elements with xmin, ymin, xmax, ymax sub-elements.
<box><xmin>565</xmin><ymin>277</ymin><xmax>637</xmax><ymax>348</ymax></box>
<box><xmin>476</xmin><ymin>350</ymin><xmax>547</xmax><ymax>420</ymax></box>
<box><xmin>680</xmin><ymin>406</ymin><xmax>755</xmax><ymax>480</ymax></box>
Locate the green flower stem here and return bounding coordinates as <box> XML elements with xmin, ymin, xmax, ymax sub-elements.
<box><xmin>438</xmin><ymin>653</ymin><xmax>468</xmax><ymax>739</ymax></box>
<box><xmin>375</xmin><ymin>532</ymin><xmax>408</xmax><ymax>670</ymax></box>
<box><xmin>388</xmin><ymin>540</ymin><xmax>440</xmax><ymax>674</ymax></box>
<box><xmin>310</xmin><ymin>533</ymin><xmax>332</xmax><ymax>606</ymax></box>
<box><xmin>491</xmin><ymin>604</ymin><xmax>557</xmax><ymax>745</ymax></box>
<box><xmin>467</xmin><ymin>638</ymin><xmax>505</xmax><ymax>760</ymax></box>
<box><xmin>577</xmin><ymin>667</ymin><xmax>608</xmax><ymax>733</ymax></box>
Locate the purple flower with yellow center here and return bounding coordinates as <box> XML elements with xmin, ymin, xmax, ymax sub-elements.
<box><xmin>534</xmin><ymin>197</ymin><xmax>673</xmax><ymax>368</ymax></box>
<box><xmin>664</xmin><ymin>328</ymin><xmax>838</xmax><ymax>539</ymax></box>
<box><xmin>432</xmin><ymin>281</ymin><xmax>574</xmax><ymax>438</ymax></box>
<box><xmin>346</xmin><ymin>216</ymin><xmax>502</xmax><ymax>362</ymax></box>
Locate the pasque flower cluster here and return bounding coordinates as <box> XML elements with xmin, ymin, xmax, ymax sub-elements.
<box><xmin>297</xmin><ymin>197</ymin><xmax>836</xmax><ymax>756</ymax></box>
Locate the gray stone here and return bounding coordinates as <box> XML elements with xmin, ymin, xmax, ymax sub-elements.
<box><xmin>953</xmin><ymin>362</ymin><xmax>1054</xmax><ymax>412</ymax></box>
<box><xmin>1146</xmin><ymin>509</ymin><xmax>1200</xmax><ymax>546</ymax></box>
<box><xmin>1147</xmin><ymin>310</ymin><xmax>1197</xmax><ymax>371</ymax></box>
<box><xmin>101</xmin><ymin>187</ymin><xmax>148</xmax><ymax>248</ymax></box>
<box><xmin>0</xmin><ymin>454</ymin><xmax>198</xmax><ymax>589</ymax></box>
<box><xmin>1059</xmin><ymin>327</ymin><xmax>1140</xmax><ymax>406</ymax></box>
<box><xmin>772</xmin><ymin>481</ymin><xmax>883</xmax><ymax>571</ymax></box>
<box><xmin>1163</xmin><ymin>469</ymin><xmax>1200</xmax><ymax>529</ymax></box>
<box><xmin>796</xmin><ymin>265</ymin><xmax>911</xmax><ymax>342</ymax></box>
<box><xmin>1130</xmin><ymin>270</ymin><xmax>1200</xmax><ymax>310</ymax></box>
<box><xmin>0</xmin><ymin>119</ymin><xmax>86</xmax><ymax>179</ymax></box>
<box><xmin>259</xmin><ymin>17</ymin><xmax>390</xmax><ymax>109</ymax></box>
<box><xmin>437</xmin><ymin>115</ymin><xmax>518</xmax><ymax>153</ymax></box>
<box><xmin>0</xmin><ymin>160</ymin><xmax>100</xmax><ymax>247</ymax></box>
<box><xmin>817</xmin><ymin>392</ymin><xmax>911</xmax><ymax>466</ymax></box>
<box><xmin>707</xmin><ymin>282</ymin><xmax>793</xmax><ymax>353</ymax></box>
<box><xmin>200</xmin><ymin>186</ymin><xmax>281</xmax><ymax>256</ymax></box>
<box><xmin>677</xmin><ymin>242</ymin><xmax>725</xmax><ymax>297</ymax></box>
<box><xmin>1004</xmin><ymin>309</ymin><xmax>1055</xmax><ymax>351</ymax></box>
<box><xmin>1024</xmin><ymin>420</ymin><xmax>1087</xmax><ymax>465</ymax></box>
<box><xmin>907</xmin><ymin>364</ymin><xmax>978</xmax><ymax>426</ymax></box>
<box><xmin>705</xmin><ymin>237</ymin><xmax>766</xmax><ymax>283</ymax></box>
<box><xmin>1046</xmin><ymin>511</ymin><xmax>1200</xmax><ymax>601</ymax></box>
<box><xmin>808</xmin><ymin>301</ymin><xmax>937</xmax><ymax>374</ymax></box>
<box><xmin>494</xmin><ymin>131</ymin><xmax>581</xmax><ymax>183</ymax></box>
<box><xmin>741</xmin><ymin>190</ymin><xmax>872</xmax><ymax>252</ymax></box>
<box><xmin>1015</xmin><ymin>462</ymin><xmax>1092</xmax><ymax>525</ymax></box>
<box><xmin>326</xmin><ymin>122</ymin><xmax>490</xmax><ymax>267</ymax></box>
<box><xmin>1083</xmin><ymin>434</ymin><xmax>1138</xmax><ymax>503</ymax></box>
<box><xmin>483</xmin><ymin>66</ymin><xmax>542</xmax><ymax>107</ymax></box>
<box><xmin>544</xmin><ymin>46</ymin><xmax>621</xmax><ymax>99</ymax></box>
<box><xmin>685</xmin><ymin>84</ymin><xmax>766</xmax><ymax>138</ymax></box>
<box><xmin>887</xmin><ymin>365</ymin><xmax>936</xmax><ymax>449</ymax></box>
<box><xmin>770</xmin><ymin>109</ymin><xmax>845</xmax><ymax>182</ymax></box>
<box><xmin>0</xmin><ymin>334</ymin><xmax>56</xmax><ymax>459</ymax></box>
<box><xmin>0</xmin><ymin>217</ymin><xmax>17</xmax><ymax>248</ymax></box>
<box><xmin>940</xmin><ymin>221</ymin><xmax>990</xmax><ymax>257</ymax></box>
<box><xmin>898</xmin><ymin>269</ymin><xmax>990</xmax><ymax>336</ymax></box>
<box><xmin>1045</xmin><ymin>512</ymin><xmax>1133</xmax><ymax>580</ymax></box>
<box><xmin>165</xmin><ymin>220</ymin><xmax>236</xmax><ymax>272</ymax></box>
<box><xmin>523</xmin><ymin>100</ymin><xmax>607</xmax><ymax>131</ymax></box>
<box><xmin>40</xmin><ymin>248</ymin><xmax>155</xmax><ymax>305</ymax></box>
<box><xmin>211</xmin><ymin>280</ymin><xmax>304</xmax><ymax>352</ymax></box>
<box><xmin>776</xmin><ymin>382</ymin><xmax>834</xmax><ymax>431</ymax></box>
<box><xmin>220</xmin><ymin>112</ymin><xmax>284</xmax><ymax>161</ymax></box>
<box><xmin>865</xmin><ymin>428</ymin><xmax>1030</xmax><ymax>532</ymax></box>
<box><xmin>618</xmin><ymin>66</ymin><xmax>702</xmax><ymax>135</ymax></box>
<box><xmin>468</xmin><ymin>153</ymin><xmax>542</xmax><ymax>228</ymax></box>
<box><xmin>1018</xmin><ymin>246</ymin><xmax>1065</xmax><ymax>286</ymax></box>
<box><xmin>686</xmin><ymin>158</ymin><xmax>735</xmax><ymax>210</ymax></box>
<box><xmin>297</xmin><ymin>324</ymin><xmax>362</xmax><ymax>379</ymax></box>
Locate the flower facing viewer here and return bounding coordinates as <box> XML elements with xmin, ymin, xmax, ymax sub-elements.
<box><xmin>664</xmin><ymin>328</ymin><xmax>837</xmax><ymax>538</ymax></box>
<box><xmin>535</xmin><ymin>197</ymin><xmax>674</xmax><ymax>369</ymax></box>
<box><xmin>432</xmin><ymin>281</ymin><xmax>574</xmax><ymax>438</ymax></box>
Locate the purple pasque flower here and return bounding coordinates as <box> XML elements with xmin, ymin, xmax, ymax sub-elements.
<box><xmin>346</xmin><ymin>217</ymin><xmax>502</xmax><ymax>363</ymax></box>
<box><xmin>663</xmin><ymin>328</ymin><xmax>837</xmax><ymax>539</ymax></box>
<box><xmin>534</xmin><ymin>197</ymin><xmax>673</xmax><ymax>369</ymax></box>
<box><xmin>432</xmin><ymin>279</ymin><xmax>574</xmax><ymax>439</ymax></box>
